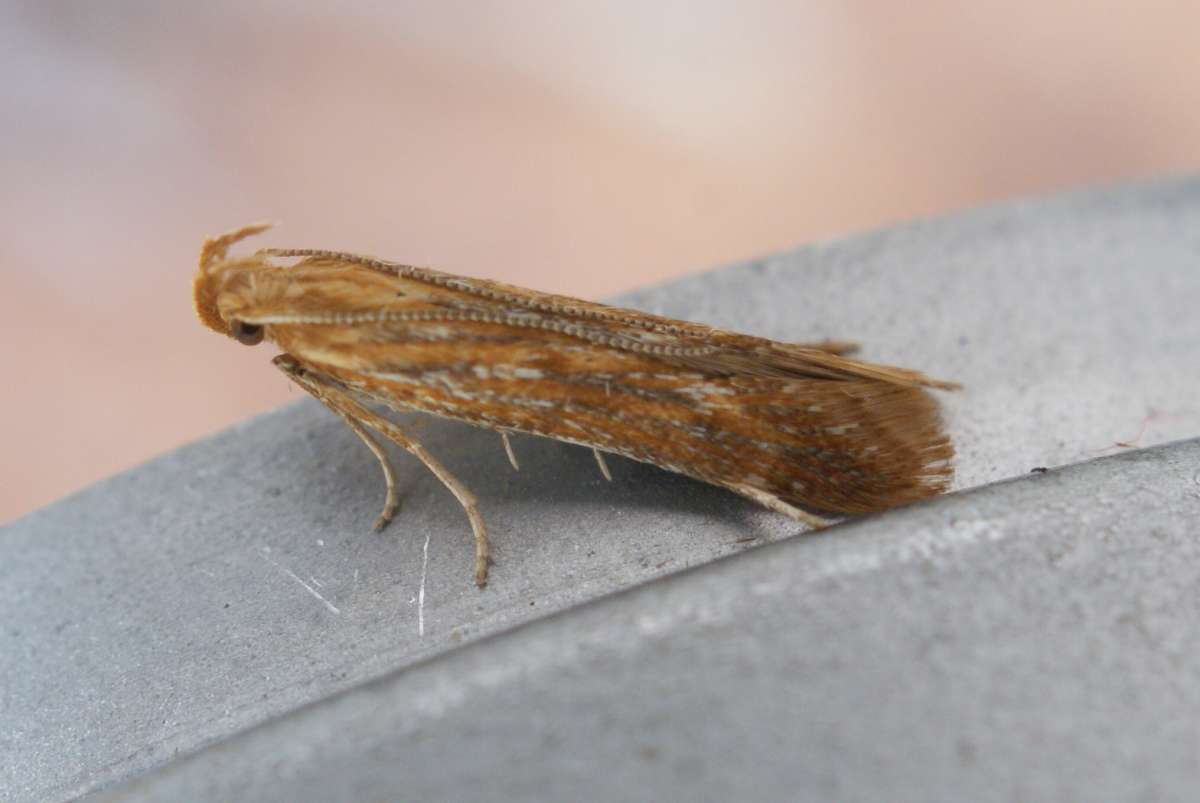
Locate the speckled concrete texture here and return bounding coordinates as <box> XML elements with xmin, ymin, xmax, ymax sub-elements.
<box><xmin>4</xmin><ymin>176</ymin><xmax>1199</xmax><ymax>801</ymax></box>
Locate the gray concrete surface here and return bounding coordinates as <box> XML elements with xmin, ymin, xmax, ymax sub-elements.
<box><xmin>89</xmin><ymin>438</ymin><xmax>1200</xmax><ymax>803</ymax></box>
<box><xmin>4</xmin><ymin>175</ymin><xmax>1200</xmax><ymax>801</ymax></box>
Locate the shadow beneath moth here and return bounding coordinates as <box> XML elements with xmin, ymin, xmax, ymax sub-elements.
<box><xmin>194</xmin><ymin>224</ymin><xmax>957</xmax><ymax>587</ymax></box>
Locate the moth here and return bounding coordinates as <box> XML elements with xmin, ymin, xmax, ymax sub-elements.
<box><xmin>194</xmin><ymin>223</ymin><xmax>957</xmax><ymax>587</ymax></box>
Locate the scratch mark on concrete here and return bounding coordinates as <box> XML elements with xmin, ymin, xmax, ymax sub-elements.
<box><xmin>260</xmin><ymin>549</ymin><xmax>341</xmax><ymax>615</ymax></box>
<box><xmin>418</xmin><ymin>531</ymin><xmax>432</xmax><ymax>637</ymax></box>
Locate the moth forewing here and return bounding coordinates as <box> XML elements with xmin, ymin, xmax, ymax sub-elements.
<box><xmin>195</xmin><ymin>225</ymin><xmax>957</xmax><ymax>587</ymax></box>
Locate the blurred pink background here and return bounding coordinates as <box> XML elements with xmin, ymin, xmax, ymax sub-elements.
<box><xmin>4</xmin><ymin>2</ymin><xmax>1200</xmax><ymax>523</ymax></box>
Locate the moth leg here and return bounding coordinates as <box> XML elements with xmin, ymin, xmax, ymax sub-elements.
<box><xmin>592</xmin><ymin>448</ymin><xmax>613</xmax><ymax>482</ymax></box>
<box><xmin>500</xmin><ymin>431</ymin><xmax>520</xmax><ymax>471</ymax></box>
<box><xmin>728</xmin><ymin>483</ymin><xmax>832</xmax><ymax>530</ymax></box>
<box><xmin>337</xmin><ymin>413</ymin><xmax>400</xmax><ymax>531</ymax></box>
<box><xmin>358</xmin><ymin>411</ymin><xmax>490</xmax><ymax>587</ymax></box>
<box><xmin>283</xmin><ymin>364</ymin><xmax>399</xmax><ymax>530</ymax></box>
<box><xmin>275</xmin><ymin>355</ymin><xmax>491</xmax><ymax>587</ymax></box>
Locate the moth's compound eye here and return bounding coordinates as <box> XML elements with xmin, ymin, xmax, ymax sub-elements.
<box><xmin>231</xmin><ymin>320</ymin><xmax>264</xmax><ymax>345</ymax></box>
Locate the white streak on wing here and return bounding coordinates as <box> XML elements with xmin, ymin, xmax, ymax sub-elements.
<box><xmin>506</xmin><ymin>397</ymin><xmax>556</xmax><ymax>408</ymax></box>
<box><xmin>421</xmin><ymin>370</ymin><xmax>457</xmax><ymax>388</ymax></box>
<box><xmin>676</xmin><ymin>381</ymin><xmax>736</xmax><ymax>400</ymax></box>
<box><xmin>489</xmin><ymin>363</ymin><xmax>545</xmax><ymax>381</ymax></box>
<box><xmin>513</xmin><ymin>367</ymin><xmax>544</xmax><ymax>380</ymax></box>
<box><xmin>369</xmin><ymin>372</ymin><xmax>423</xmax><ymax>385</ymax></box>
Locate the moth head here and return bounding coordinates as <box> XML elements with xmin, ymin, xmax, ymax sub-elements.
<box><xmin>193</xmin><ymin>222</ymin><xmax>274</xmax><ymax>345</ymax></box>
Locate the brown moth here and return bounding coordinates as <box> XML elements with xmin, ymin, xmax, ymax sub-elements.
<box><xmin>194</xmin><ymin>223</ymin><xmax>957</xmax><ymax>587</ymax></box>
